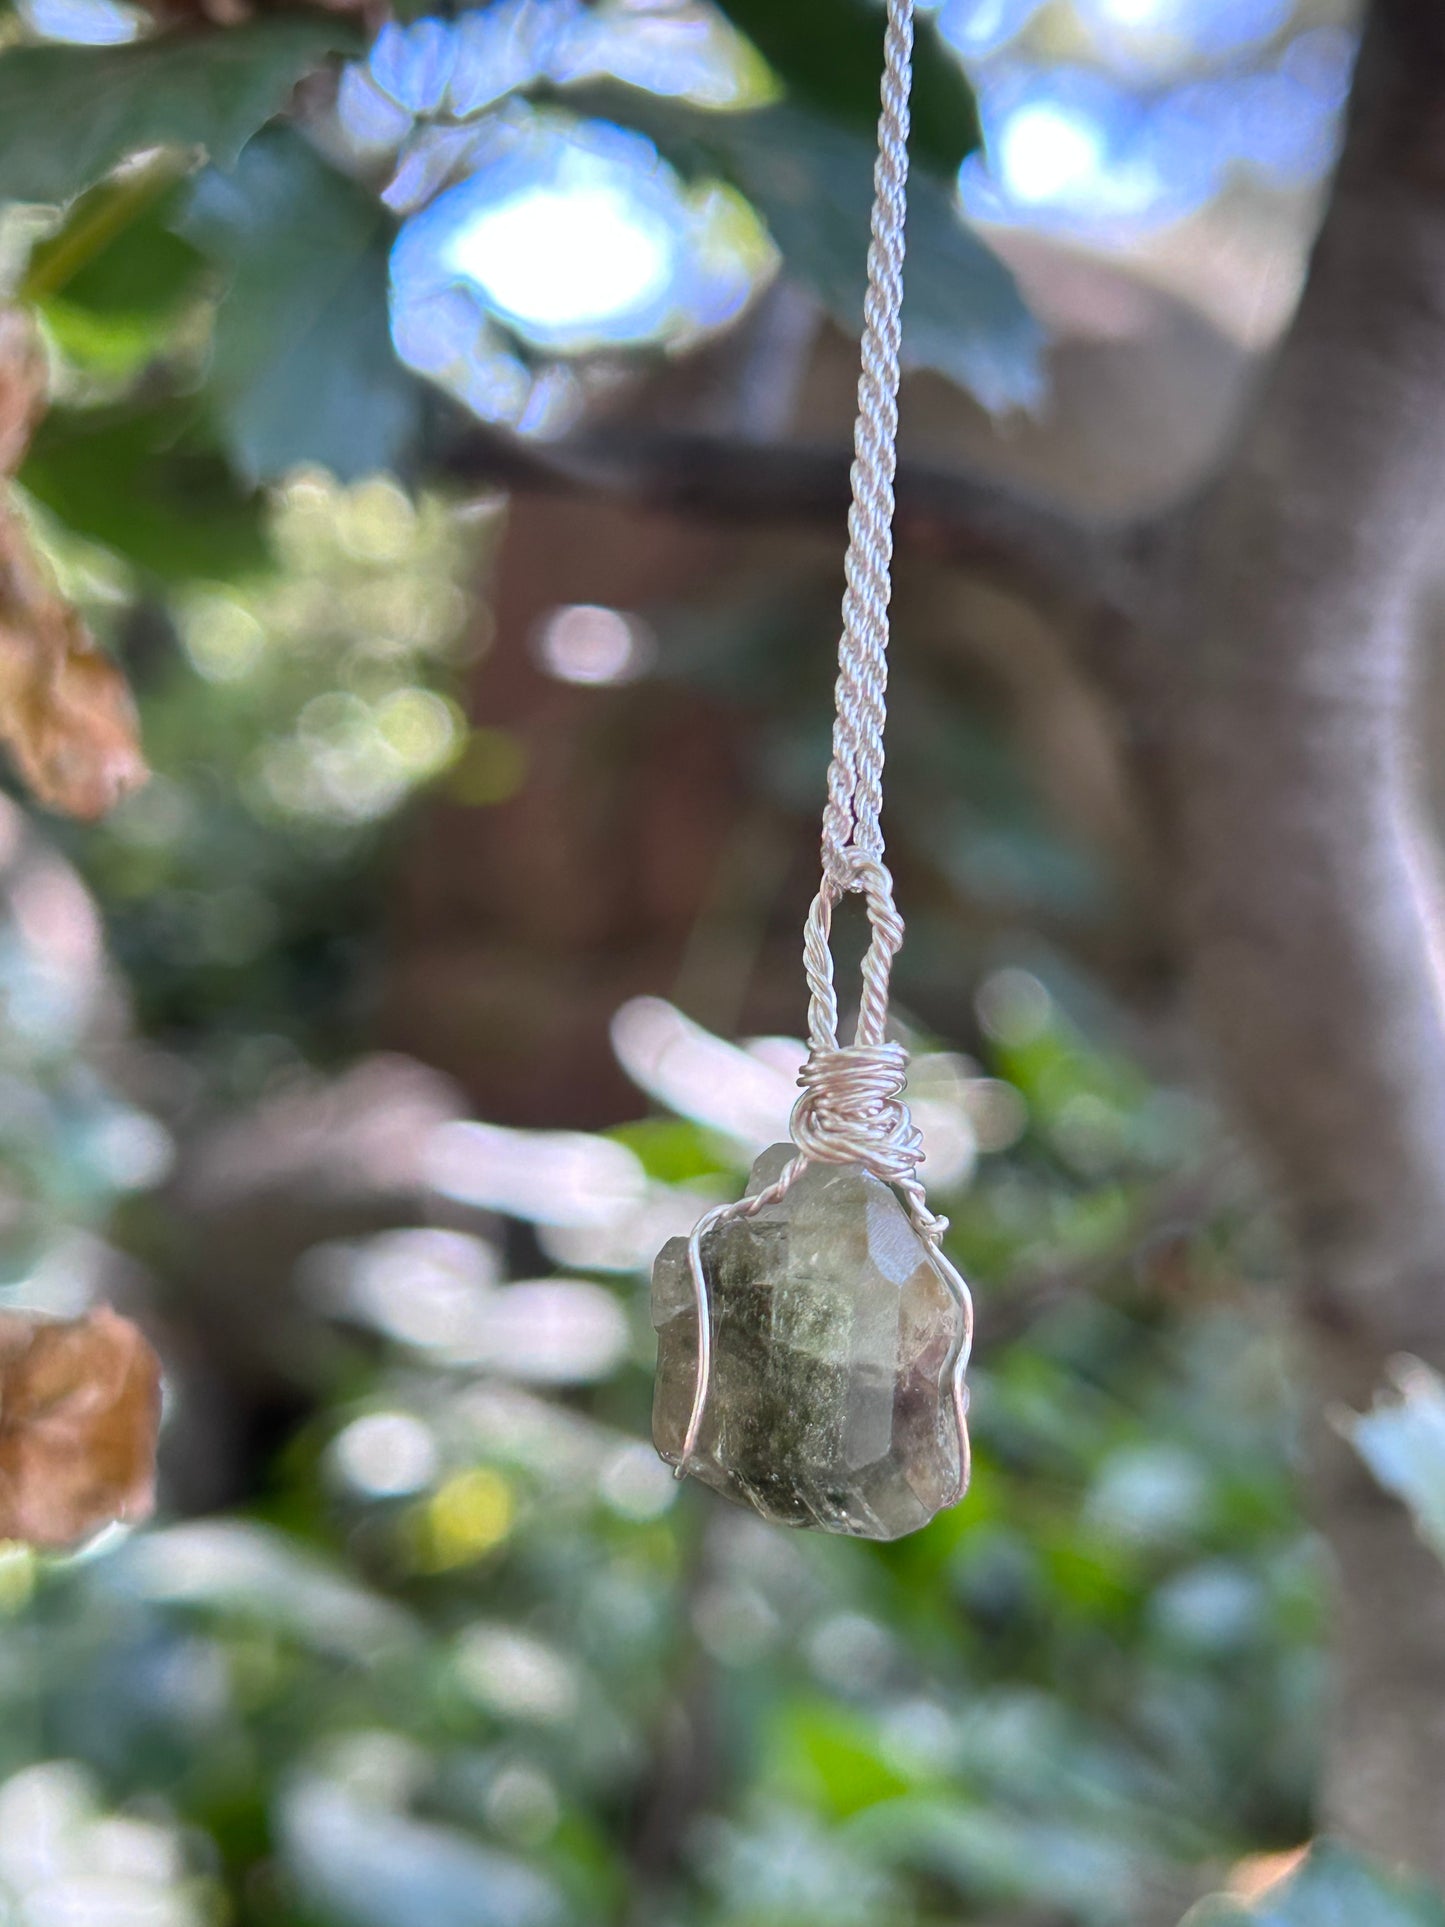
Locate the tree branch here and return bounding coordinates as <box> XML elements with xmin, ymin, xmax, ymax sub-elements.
<box><xmin>440</xmin><ymin>420</ymin><xmax>1137</xmax><ymax>615</ymax></box>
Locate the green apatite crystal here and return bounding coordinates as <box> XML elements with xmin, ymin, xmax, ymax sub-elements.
<box><xmin>652</xmin><ymin>1144</ymin><xmax>964</xmax><ymax>1540</ymax></box>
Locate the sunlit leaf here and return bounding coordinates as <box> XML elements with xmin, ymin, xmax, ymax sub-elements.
<box><xmin>0</xmin><ymin>14</ymin><xmax>359</xmax><ymax>207</ymax></box>
<box><xmin>713</xmin><ymin>0</ymin><xmax>981</xmax><ymax>175</ymax></box>
<box><xmin>1343</xmin><ymin>1358</ymin><xmax>1445</xmax><ymax>1565</ymax></box>
<box><xmin>179</xmin><ymin>129</ymin><xmax>425</xmax><ymax>484</ymax></box>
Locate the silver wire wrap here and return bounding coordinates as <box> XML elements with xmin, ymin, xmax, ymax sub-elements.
<box><xmin>676</xmin><ymin>0</ymin><xmax>974</xmax><ymax>1496</ymax></box>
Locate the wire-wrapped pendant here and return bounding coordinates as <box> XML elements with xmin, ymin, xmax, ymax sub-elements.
<box><xmin>652</xmin><ymin>1143</ymin><xmax>969</xmax><ymax>1540</ymax></box>
<box><xmin>649</xmin><ymin>0</ymin><xmax>976</xmax><ymax>1542</ymax></box>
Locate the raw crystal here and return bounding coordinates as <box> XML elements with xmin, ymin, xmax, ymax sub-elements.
<box><xmin>651</xmin><ymin>1144</ymin><xmax>965</xmax><ymax>1540</ymax></box>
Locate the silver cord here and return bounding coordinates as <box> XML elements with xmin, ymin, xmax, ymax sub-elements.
<box><xmin>676</xmin><ymin>0</ymin><xmax>973</xmax><ymax>1496</ymax></box>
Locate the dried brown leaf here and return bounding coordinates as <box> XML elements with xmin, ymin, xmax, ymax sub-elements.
<box><xmin>0</xmin><ymin>310</ymin><xmax>47</xmax><ymax>480</ymax></box>
<box><xmin>0</xmin><ymin>311</ymin><xmax>147</xmax><ymax>818</ymax></box>
<box><xmin>0</xmin><ymin>502</ymin><xmax>148</xmax><ymax>819</ymax></box>
<box><xmin>0</xmin><ymin>1305</ymin><xmax>162</xmax><ymax>1549</ymax></box>
<box><xmin>6</xmin><ymin>632</ymin><xmax>149</xmax><ymax>819</ymax></box>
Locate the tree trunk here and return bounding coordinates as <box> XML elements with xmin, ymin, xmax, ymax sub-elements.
<box><xmin>1132</xmin><ymin>0</ymin><xmax>1445</xmax><ymax>1872</ymax></box>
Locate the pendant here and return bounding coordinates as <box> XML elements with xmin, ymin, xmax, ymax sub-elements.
<box><xmin>652</xmin><ymin>1144</ymin><xmax>969</xmax><ymax>1541</ymax></box>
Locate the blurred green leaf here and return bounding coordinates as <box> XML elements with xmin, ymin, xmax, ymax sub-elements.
<box><xmin>1185</xmin><ymin>1841</ymin><xmax>1445</xmax><ymax>1925</ymax></box>
<box><xmin>857</xmin><ymin>1794</ymin><xmax>1148</xmax><ymax>1920</ymax></box>
<box><xmin>0</xmin><ymin>14</ymin><xmax>358</xmax><ymax>207</ymax></box>
<box><xmin>22</xmin><ymin>399</ymin><xmax>268</xmax><ymax>580</ymax></box>
<box><xmin>108</xmin><ymin>1520</ymin><xmax>418</xmax><ymax>1661</ymax></box>
<box><xmin>279</xmin><ymin>1777</ymin><xmax>566</xmax><ymax>1927</ymax></box>
<box><xmin>775</xmin><ymin>1703</ymin><xmax>915</xmax><ymax>1818</ymax></box>
<box><xmin>22</xmin><ymin>157</ymin><xmax>200</xmax><ymax>309</ymax></box>
<box><xmin>564</xmin><ymin>85</ymin><xmax>1043</xmax><ymax>412</ymax></box>
<box><xmin>179</xmin><ymin>129</ymin><xmax>425</xmax><ymax>484</ymax></box>
<box><xmin>608</xmin><ymin>1117</ymin><xmax>730</xmax><ymax>1186</ymax></box>
<box><xmin>714</xmin><ymin>0</ymin><xmax>981</xmax><ymax>175</ymax></box>
<box><xmin>29</xmin><ymin>171</ymin><xmax>208</xmax><ymax>379</ymax></box>
<box><xmin>38</xmin><ymin>301</ymin><xmax>174</xmax><ymax>380</ymax></box>
<box><xmin>29</xmin><ymin>187</ymin><xmax>204</xmax><ymax>327</ymax></box>
<box><xmin>1343</xmin><ymin>1360</ymin><xmax>1445</xmax><ymax>1566</ymax></box>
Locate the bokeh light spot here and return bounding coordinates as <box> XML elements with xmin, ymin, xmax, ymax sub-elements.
<box><xmin>20</xmin><ymin>0</ymin><xmax>140</xmax><ymax>42</ymax></box>
<box><xmin>413</xmin><ymin>1468</ymin><xmax>513</xmax><ymax>1571</ymax></box>
<box><xmin>330</xmin><ymin>1413</ymin><xmax>439</xmax><ymax>1499</ymax></box>
<box><xmin>533</xmin><ymin>604</ymin><xmax>655</xmax><ymax>686</ymax></box>
<box><xmin>455</xmin><ymin>1623</ymin><xmax>578</xmax><ymax>1724</ymax></box>
<box><xmin>598</xmin><ymin>1441</ymin><xmax>678</xmax><ymax>1522</ymax></box>
<box><xmin>445</xmin><ymin>183</ymin><xmax>673</xmax><ymax>336</ymax></box>
<box><xmin>180</xmin><ymin>594</ymin><xmax>265</xmax><ymax>685</ymax></box>
<box><xmin>998</xmin><ymin>102</ymin><xmax>1107</xmax><ymax>206</ymax></box>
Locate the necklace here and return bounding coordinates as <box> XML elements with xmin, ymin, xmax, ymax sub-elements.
<box><xmin>649</xmin><ymin>0</ymin><xmax>973</xmax><ymax>1541</ymax></box>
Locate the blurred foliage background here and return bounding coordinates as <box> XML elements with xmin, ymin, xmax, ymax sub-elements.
<box><xmin>1</xmin><ymin>1</ymin><xmax>1443</xmax><ymax>1924</ymax></box>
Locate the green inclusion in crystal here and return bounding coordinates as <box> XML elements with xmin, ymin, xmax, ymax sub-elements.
<box><xmin>651</xmin><ymin>1144</ymin><xmax>964</xmax><ymax>1541</ymax></box>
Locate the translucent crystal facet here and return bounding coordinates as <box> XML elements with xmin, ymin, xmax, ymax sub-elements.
<box><xmin>651</xmin><ymin>1145</ymin><xmax>965</xmax><ymax>1540</ymax></box>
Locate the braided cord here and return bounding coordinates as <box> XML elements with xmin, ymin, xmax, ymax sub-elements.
<box><xmin>794</xmin><ymin>0</ymin><xmax>931</xmax><ymax>1221</ymax></box>
<box><xmin>675</xmin><ymin>0</ymin><xmax>974</xmax><ymax>1482</ymax></box>
<box><xmin>820</xmin><ymin>0</ymin><xmax>912</xmax><ymax>889</ymax></box>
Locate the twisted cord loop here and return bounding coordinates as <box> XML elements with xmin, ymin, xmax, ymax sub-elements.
<box><xmin>803</xmin><ymin>0</ymin><xmax>924</xmax><ymax>1209</ymax></box>
<box><xmin>797</xmin><ymin>850</ymin><xmax>939</xmax><ymax>1228</ymax></box>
